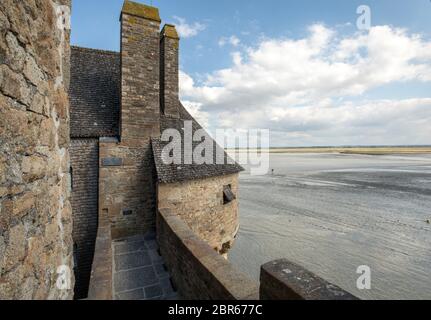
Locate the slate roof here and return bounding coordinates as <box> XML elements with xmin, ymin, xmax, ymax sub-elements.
<box><xmin>70</xmin><ymin>46</ymin><xmax>243</xmax><ymax>183</ymax></box>
<box><xmin>152</xmin><ymin>103</ymin><xmax>244</xmax><ymax>184</ymax></box>
<box><xmin>70</xmin><ymin>46</ymin><xmax>120</xmax><ymax>138</ymax></box>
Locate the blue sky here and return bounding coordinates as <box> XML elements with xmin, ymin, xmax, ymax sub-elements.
<box><xmin>72</xmin><ymin>1</ymin><xmax>431</xmax><ymax>146</ymax></box>
<box><xmin>72</xmin><ymin>0</ymin><xmax>431</xmax><ymax>74</ymax></box>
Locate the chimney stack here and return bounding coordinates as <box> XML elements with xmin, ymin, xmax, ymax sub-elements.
<box><xmin>160</xmin><ymin>24</ymin><xmax>180</xmax><ymax>118</ymax></box>
<box><xmin>120</xmin><ymin>0</ymin><xmax>161</xmax><ymax>144</ymax></box>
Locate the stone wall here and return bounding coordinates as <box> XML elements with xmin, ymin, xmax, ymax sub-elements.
<box><xmin>158</xmin><ymin>174</ymin><xmax>239</xmax><ymax>255</ymax></box>
<box><xmin>70</xmin><ymin>139</ymin><xmax>99</xmax><ymax>299</ymax></box>
<box><xmin>95</xmin><ymin>1</ymin><xmax>162</xmax><ymax>240</ymax></box>
<box><xmin>157</xmin><ymin>208</ymin><xmax>258</xmax><ymax>300</ymax></box>
<box><xmin>0</xmin><ymin>0</ymin><xmax>74</xmax><ymax>299</ymax></box>
<box><xmin>260</xmin><ymin>259</ymin><xmax>359</xmax><ymax>300</ymax></box>
<box><xmin>99</xmin><ymin>138</ymin><xmax>157</xmax><ymax>239</ymax></box>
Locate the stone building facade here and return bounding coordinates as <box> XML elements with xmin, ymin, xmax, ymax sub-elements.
<box><xmin>1</xmin><ymin>0</ymin><xmax>243</xmax><ymax>300</ymax></box>
<box><xmin>68</xmin><ymin>1</ymin><xmax>243</xmax><ymax>298</ymax></box>
<box><xmin>0</xmin><ymin>0</ymin><xmax>74</xmax><ymax>299</ymax></box>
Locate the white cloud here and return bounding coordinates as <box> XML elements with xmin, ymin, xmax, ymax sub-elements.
<box><xmin>181</xmin><ymin>100</ymin><xmax>210</xmax><ymax>129</ymax></box>
<box><xmin>180</xmin><ymin>24</ymin><xmax>431</xmax><ymax>146</ymax></box>
<box><xmin>218</xmin><ymin>35</ymin><xmax>241</xmax><ymax>47</ymax></box>
<box><xmin>173</xmin><ymin>16</ymin><xmax>206</xmax><ymax>38</ymax></box>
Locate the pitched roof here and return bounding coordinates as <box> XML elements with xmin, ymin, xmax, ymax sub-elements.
<box><xmin>152</xmin><ymin>103</ymin><xmax>244</xmax><ymax>184</ymax></box>
<box><xmin>70</xmin><ymin>46</ymin><xmax>243</xmax><ymax>183</ymax></box>
<box><xmin>70</xmin><ymin>46</ymin><xmax>120</xmax><ymax>138</ymax></box>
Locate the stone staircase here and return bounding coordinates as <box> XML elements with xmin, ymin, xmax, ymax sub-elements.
<box><xmin>112</xmin><ymin>231</ymin><xmax>179</xmax><ymax>300</ymax></box>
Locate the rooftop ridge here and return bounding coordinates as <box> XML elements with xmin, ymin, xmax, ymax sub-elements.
<box><xmin>71</xmin><ymin>45</ymin><xmax>119</xmax><ymax>56</ymax></box>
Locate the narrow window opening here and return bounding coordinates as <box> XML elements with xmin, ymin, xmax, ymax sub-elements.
<box><xmin>223</xmin><ymin>184</ymin><xmax>236</xmax><ymax>205</ymax></box>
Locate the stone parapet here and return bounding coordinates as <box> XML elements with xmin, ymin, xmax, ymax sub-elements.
<box><xmin>157</xmin><ymin>208</ymin><xmax>259</xmax><ymax>300</ymax></box>
<box><xmin>260</xmin><ymin>259</ymin><xmax>359</xmax><ymax>300</ymax></box>
<box><xmin>87</xmin><ymin>208</ymin><xmax>113</xmax><ymax>300</ymax></box>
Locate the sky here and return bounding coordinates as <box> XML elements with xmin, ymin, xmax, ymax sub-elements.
<box><xmin>71</xmin><ymin>0</ymin><xmax>431</xmax><ymax>147</ymax></box>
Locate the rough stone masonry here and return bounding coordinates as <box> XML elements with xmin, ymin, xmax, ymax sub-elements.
<box><xmin>0</xmin><ymin>0</ymin><xmax>74</xmax><ymax>299</ymax></box>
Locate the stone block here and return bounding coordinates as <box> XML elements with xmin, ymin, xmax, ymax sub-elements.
<box><xmin>114</xmin><ymin>266</ymin><xmax>157</xmax><ymax>292</ymax></box>
<box><xmin>114</xmin><ymin>251</ymin><xmax>152</xmax><ymax>272</ymax></box>
<box><xmin>116</xmin><ymin>288</ymin><xmax>145</xmax><ymax>300</ymax></box>
<box><xmin>114</xmin><ymin>240</ymin><xmax>147</xmax><ymax>255</ymax></box>
<box><xmin>21</xmin><ymin>155</ymin><xmax>46</xmax><ymax>182</ymax></box>
<box><xmin>144</xmin><ymin>284</ymin><xmax>163</xmax><ymax>299</ymax></box>
<box><xmin>3</xmin><ymin>223</ymin><xmax>26</xmax><ymax>272</ymax></box>
<box><xmin>12</xmin><ymin>192</ymin><xmax>35</xmax><ymax>217</ymax></box>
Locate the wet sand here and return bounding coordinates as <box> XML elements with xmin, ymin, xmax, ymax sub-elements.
<box><xmin>229</xmin><ymin>153</ymin><xmax>431</xmax><ymax>300</ymax></box>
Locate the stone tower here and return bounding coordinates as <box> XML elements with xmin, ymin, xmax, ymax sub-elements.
<box><xmin>98</xmin><ymin>1</ymin><xmax>162</xmax><ymax>240</ymax></box>
<box><xmin>160</xmin><ymin>24</ymin><xmax>180</xmax><ymax>118</ymax></box>
<box><xmin>120</xmin><ymin>0</ymin><xmax>161</xmax><ymax>143</ymax></box>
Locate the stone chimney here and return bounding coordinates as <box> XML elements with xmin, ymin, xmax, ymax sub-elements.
<box><xmin>120</xmin><ymin>0</ymin><xmax>161</xmax><ymax>144</ymax></box>
<box><xmin>160</xmin><ymin>24</ymin><xmax>180</xmax><ymax>118</ymax></box>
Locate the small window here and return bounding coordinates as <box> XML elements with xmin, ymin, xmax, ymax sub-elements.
<box><xmin>223</xmin><ymin>185</ymin><xmax>236</xmax><ymax>205</ymax></box>
<box><xmin>123</xmin><ymin>209</ymin><xmax>133</xmax><ymax>216</ymax></box>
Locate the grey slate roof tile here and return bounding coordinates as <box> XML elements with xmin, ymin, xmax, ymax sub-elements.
<box><xmin>70</xmin><ymin>46</ymin><xmax>120</xmax><ymax>138</ymax></box>
<box><xmin>152</xmin><ymin>103</ymin><xmax>244</xmax><ymax>184</ymax></box>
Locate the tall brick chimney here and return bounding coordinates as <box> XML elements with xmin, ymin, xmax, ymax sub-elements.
<box><xmin>160</xmin><ymin>24</ymin><xmax>180</xmax><ymax>118</ymax></box>
<box><xmin>120</xmin><ymin>0</ymin><xmax>161</xmax><ymax>144</ymax></box>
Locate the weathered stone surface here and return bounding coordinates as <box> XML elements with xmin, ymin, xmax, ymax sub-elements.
<box><xmin>23</xmin><ymin>54</ymin><xmax>45</xmax><ymax>87</ymax></box>
<box><xmin>3</xmin><ymin>224</ymin><xmax>26</xmax><ymax>272</ymax></box>
<box><xmin>70</xmin><ymin>139</ymin><xmax>99</xmax><ymax>299</ymax></box>
<box><xmin>160</xmin><ymin>24</ymin><xmax>180</xmax><ymax>118</ymax></box>
<box><xmin>114</xmin><ymin>266</ymin><xmax>158</xmax><ymax>292</ymax></box>
<box><xmin>158</xmin><ymin>174</ymin><xmax>240</xmax><ymax>255</ymax></box>
<box><xmin>0</xmin><ymin>235</ymin><xmax>5</xmax><ymax>274</ymax></box>
<box><xmin>111</xmin><ymin>233</ymin><xmax>178</xmax><ymax>300</ymax></box>
<box><xmin>157</xmin><ymin>209</ymin><xmax>259</xmax><ymax>300</ymax></box>
<box><xmin>0</xmin><ymin>65</ymin><xmax>31</xmax><ymax>105</ymax></box>
<box><xmin>5</xmin><ymin>32</ymin><xmax>26</xmax><ymax>72</ymax></box>
<box><xmin>28</xmin><ymin>92</ymin><xmax>45</xmax><ymax>115</ymax></box>
<box><xmin>87</xmin><ymin>208</ymin><xmax>113</xmax><ymax>300</ymax></box>
<box><xmin>21</xmin><ymin>155</ymin><xmax>46</xmax><ymax>182</ymax></box>
<box><xmin>114</xmin><ymin>251</ymin><xmax>152</xmax><ymax>271</ymax></box>
<box><xmin>95</xmin><ymin>6</ymin><xmax>162</xmax><ymax>242</ymax></box>
<box><xmin>0</xmin><ymin>0</ymin><xmax>73</xmax><ymax>300</ymax></box>
<box><xmin>12</xmin><ymin>192</ymin><xmax>35</xmax><ymax>218</ymax></box>
<box><xmin>260</xmin><ymin>259</ymin><xmax>359</xmax><ymax>300</ymax></box>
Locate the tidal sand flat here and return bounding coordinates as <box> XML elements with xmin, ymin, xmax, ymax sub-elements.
<box><xmin>229</xmin><ymin>153</ymin><xmax>431</xmax><ymax>300</ymax></box>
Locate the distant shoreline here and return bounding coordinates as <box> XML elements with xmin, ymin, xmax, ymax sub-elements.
<box><xmin>228</xmin><ymin>146</ymin><xmax>431</xmax><ymax>155</ymax></box>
